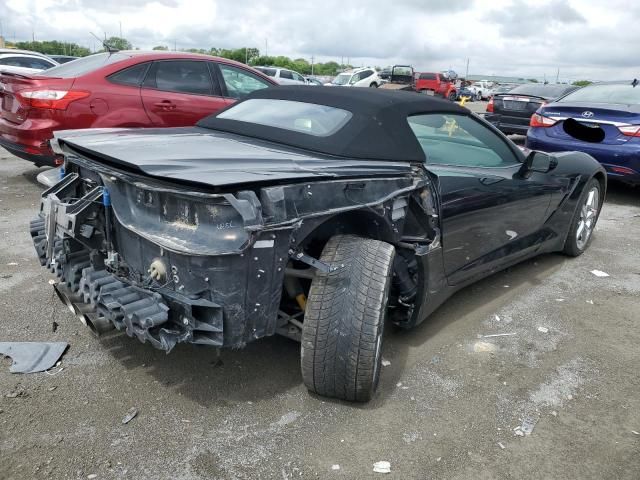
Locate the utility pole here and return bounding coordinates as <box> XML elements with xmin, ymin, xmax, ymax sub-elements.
<box><xmin>174</xmin><ymin>39</ymin><xmax>177</xmax><ymax>51</ymax></box>
<box><xmin>465</xmin><ymin>58</ymin><xmax>469</xmax><ymax>79</ymax></box>
<box><xmin>555</xmin><ymin>67</ymin><xmax>560</xmax><ymax>84</ymax></box>
<box><xmin>265</xmin><ymin>38</ymin><xmax>268</xmax><ymax>58</ymax></box>
<box><xmin>119</xmin><ymin>21</ymin><xmax>123</xmax><ymax>38</ymax></box>
<box><xmin>311</xmin><ymin>55</ymin><xmax>314</xmax><ymax>76</ymax></box>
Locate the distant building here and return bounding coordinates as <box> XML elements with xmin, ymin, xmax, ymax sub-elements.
<box><xmin>0</xmin><ymin>36</ymin><xmax>5</xmax><ymax>48</ymax></box>
<box><xmin>466</xmin><ymin>75</ymin><xmax>532</xmax><ymax>84</ymax></box>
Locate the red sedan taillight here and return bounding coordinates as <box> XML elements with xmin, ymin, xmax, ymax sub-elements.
<box><xmin>530</xmin><ymin>113</ymin><xmax>557</xmax><ymax>128</ymax></box>
<box><xmin>618</xmin><ymin>125</ymin><xmax>640</xmax><ymax>137</ymax></box>
<box><xmin>15</xmin><ymin>89</ymin><xmax>90</xmax><ymax>110</ymax></box>
<box><xmin>486</xmin><ymin>97</ymin><xmax>494</xmax><ymax>113</ymax></box>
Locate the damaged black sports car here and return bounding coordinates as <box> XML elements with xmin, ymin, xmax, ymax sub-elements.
<box><xmin>32</xmin><ymin>87</ymin><xmax>606</xmax><ymax>401</ymax></box>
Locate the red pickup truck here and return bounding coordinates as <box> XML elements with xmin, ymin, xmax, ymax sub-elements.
<box><xmin>414</xmin><ymin>72</ymin><xmax>457</xmax><ymax>101</ymax></box>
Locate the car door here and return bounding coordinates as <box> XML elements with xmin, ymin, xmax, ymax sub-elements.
<box><xmin>408</xmin><ymin>113</ymin><xmax>560</xmax><ymax>285</ymax></box>
<box><xmin>213</xmin><ymin>63</ymin><xmax>273</xmax><ymax>102</ymax></box>
<box><xmin>140</xmin><ymin>60</ymin><xmax>226</xmax><ymax>127</ymax></box>
<box><xmin>355</xmin><ymin>70</ymin><xmax>373</xmax><ymax>87</ymax></box>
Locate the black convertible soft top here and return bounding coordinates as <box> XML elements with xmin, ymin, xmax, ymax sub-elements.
<box><xmin>197</xmin><ymin>86</ymin><xmax>468</xmax><ymax>162</ymax></box>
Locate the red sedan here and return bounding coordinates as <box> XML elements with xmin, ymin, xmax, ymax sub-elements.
<box><xmin>0</xmin><ymin>51</ymin><xmax>277</xmax><ymax>166</ymax></box>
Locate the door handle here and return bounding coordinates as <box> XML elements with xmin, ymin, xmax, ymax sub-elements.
<box><xmin>154</xmin><ymin>100</ymin><xmax>176</xmax><ymax>110</ymax></box>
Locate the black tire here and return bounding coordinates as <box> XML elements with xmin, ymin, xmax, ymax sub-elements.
<box><xmin>476</xmin><ymin>92</ymin><xmax>483</xmax><ymax>101</ymax></box>
<box><xmin>448</xmin><ymin>91</ymin><xmax>457</xmax><ymax>101</ymax></box>
<box><xmin>301</xmin><ymin>235</ymin><xmax>395</xmax><ymax>402</ymax></box>
<box><xmin>563</xmin><ymin>177</ymin><xmax>603</xmax><ymax>257</ymax></box>
<box><xmin>369</xmin><ymin>82</ymin><xmax>378</xmax><ymax>88</ymax></box>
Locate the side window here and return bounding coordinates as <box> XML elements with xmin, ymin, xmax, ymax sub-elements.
<box><xmin>408</xmin><ymin>113</ymin><xmax>519</xmax><ymax>167</ymax></box>
<box><xmin>108</xmin><ymin>63</ymin><xmax>150</xmax><ymax>86</ymax></box>
<box><xmin>218</xmin><ymin>64</ymin><xmax>271</xmax><ymax>99</ymax></box>
<box><xmin>23</xmin><ymin>57</ymin><xmax>55</xmax><ymax>69</ymax></box>
<box><xmin>279</xmin><ymin>70</ymin><xmax>294</xmax><ymax>80</ymax></box>
<box><xmin>37</xmin><ymin>58</ymin><xmax>55</xmax><ymax>69</ymax></box>
<box><xmin>291</xmin><ymin>72</ymin><xmax>305</xmax><ymax>82</ymax></box>
<box><xmin>144</xmin><ymin>61</ymin><xmax>212</xmax><ymax>95</ymax></box>
<box><xmin>361</xmin><ymin>70</ymin><xmax>373</xmax><ymax>79</ymax></box>
<box><xmin>0</xmin><ymin>57</ymin><xmax>29</xmax><ymax>68</ymax></box>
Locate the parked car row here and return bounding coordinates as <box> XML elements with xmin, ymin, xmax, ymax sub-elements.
<box><xmin>0</xmin><ymin>47</ymin><xmax>637</xmax><ymax>185</ymax></box>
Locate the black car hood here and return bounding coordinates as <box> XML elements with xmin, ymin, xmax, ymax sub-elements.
<box><xmin>54</xmin><ymin>127</ymin><xmax>413</xmax><ymax>187</ymax></box>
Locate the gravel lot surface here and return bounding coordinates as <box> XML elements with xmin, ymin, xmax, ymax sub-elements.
<box><xmin>1</xmin><ymin>148</ymin><xmax>639</xmax><ymax>480</ymax></box>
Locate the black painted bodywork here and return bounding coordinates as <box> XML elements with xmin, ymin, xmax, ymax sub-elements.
<box><xmin>31</xmin><ymin>88</ymin><xmax>606</xmax><ymax>352</ymax></box>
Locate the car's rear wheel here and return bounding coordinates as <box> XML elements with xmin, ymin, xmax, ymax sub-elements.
<box><xmin>448</xmin><ymin>91</ymin><xmax>457</xmax><ymax>101</ymax></box>
<box><xmin>563</xmin><ymin>178</ymin><xmax>603</xmax><ymax>256</ymax></box>
<box><xmin>476</xmin><ymin>92</ymin><xmax>483</xmax><ymax>101</ymax></box>
<box><xmin>300</xmin><ymin>235</ymin><xmax>395</xmax><ymax>402</ymax></box>
<box><xmin>370</xmin><ymin>82</ymin><xmax>378</xmax><ymax>88</ymax></box>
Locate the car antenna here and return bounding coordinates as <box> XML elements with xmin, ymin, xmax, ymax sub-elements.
<box><xmin>90</xmin><ymin>32</ymin><xmax>119</xmax><ymax>54</ymax></box>
<box><xmin>632</xmin><ymin>79</ymin><xmax>638</xmax><ymax>88</ymax></box>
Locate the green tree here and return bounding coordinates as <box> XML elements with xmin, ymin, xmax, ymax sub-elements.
<box><xmin>572</xmin><ymin>80</ymin><xmax>592</xmax><ymax>87</ymax></box>
<box><xmin>14</xmin><ymin>40</ymin><xmax>90</xmax><ymax>57</ymax></box>
<box><xmin>152</xmin><ymin>45</ymin><xmax>168</xmax><ymax>51</ymax></box>
<box><xmin>104</xmin><ymin>36</ymin><xmax>132</xmax><ymax>50</ymax></box>
<box><xmin>527</xmin><ymin>78</ymin><xmax>539</xmax><ymax>83</ymax></box>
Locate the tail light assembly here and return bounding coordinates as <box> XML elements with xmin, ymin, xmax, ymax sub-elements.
<box><xmin>486</xmin><ymin>97</ymin><xmax>494</xmax><ymax>113</ymax></box>
<box><xmin>15</xmin><ymin>89</ymin><xmax>90</xmax><ymax>110</ymax></box>
<box><xmin>618</xmin><ymin>125</ymin><xmax>640</xmax><ymax>137</ymax></box>
<box><xmin>530</xmin><ymin>113</ymin><xmax>557</xmax><ymax>128</ymax></box>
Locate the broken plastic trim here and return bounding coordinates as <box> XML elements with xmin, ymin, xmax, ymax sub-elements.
<box><xmin>0</xmin><ymin>342</ymin><xmax>68</xmax><ymax>374</ymax></box>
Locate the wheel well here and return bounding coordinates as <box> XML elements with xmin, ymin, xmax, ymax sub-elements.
<box><xmin>298</xmin><ymin>210</ymin><xmax>395</xmax><ymax>260</ymax></box>
<box><xmin>593</xmin><ymin>171</ymin><xmax>606</xmax><ymax>194</ymax></box>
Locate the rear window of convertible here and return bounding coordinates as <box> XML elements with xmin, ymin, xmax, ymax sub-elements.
<box><xmin>216</xmin><ymin>99</ymin><xmax>353</xmax><ymax>136</ymax></box>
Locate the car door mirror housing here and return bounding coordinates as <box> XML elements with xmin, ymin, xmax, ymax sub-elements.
<box><xmin>523</xmin><ymin>151</ymin><xmax>557</xmax><ymax>174</ymax></box>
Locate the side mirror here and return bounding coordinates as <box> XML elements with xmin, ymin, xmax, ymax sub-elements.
<box><xmin>521</xmin><ymin>151</ymin><xmax>558</xmax><ymax>175</ymax></box>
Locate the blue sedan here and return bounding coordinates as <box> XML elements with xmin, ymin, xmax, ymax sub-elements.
<box><xmin>526</xmin><ymin>81</ymin><xmax>640</xmax><ymax>185</ymax></box>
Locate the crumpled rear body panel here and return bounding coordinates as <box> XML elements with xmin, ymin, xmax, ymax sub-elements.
<box><xmin>32</xmin><ymin>144</ymin><xmax>428</xmax><ymax>352</ymax></box>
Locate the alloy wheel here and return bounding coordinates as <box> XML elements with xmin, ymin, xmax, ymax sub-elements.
<box><xmin>576</xmin><ymin>186</ymin><xmax>599</xmax><ymax>250</ymax></box>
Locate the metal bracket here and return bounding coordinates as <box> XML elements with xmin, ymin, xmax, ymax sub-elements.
<box><xmin>288</xmin><ymin>249</ymin><xmax>338</xmax><ymax>274</ymax></box>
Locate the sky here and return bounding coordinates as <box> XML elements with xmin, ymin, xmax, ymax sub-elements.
<box><xmin>1</xmin><ymin>0</ymin><xmax>638</xmax><ymax>82</ymax></box>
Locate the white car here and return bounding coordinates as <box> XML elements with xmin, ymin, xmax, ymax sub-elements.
<box><xmin>253</xmin><ymin>66</ymin><xmax>308</xmax><ymax>85</ymax></box>
<box><xmin>467</xmin><ymin>80</ymin><xmax>495</xmax><ymax>101</ymax></box>
<box><xmin>0</xmin><ymin>50</ymin><xmax>59</xmax><ymax>75</ymax></box>
<box><xmin>327</xmin><ymin>67</ymin><xmax>381</xmax><ymax>88</ymax></box>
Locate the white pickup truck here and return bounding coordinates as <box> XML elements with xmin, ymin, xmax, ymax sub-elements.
<box><xmin>467</xmin><ymin>80</ymin><xmax>495</xmax><ymax>101</ymax></box>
